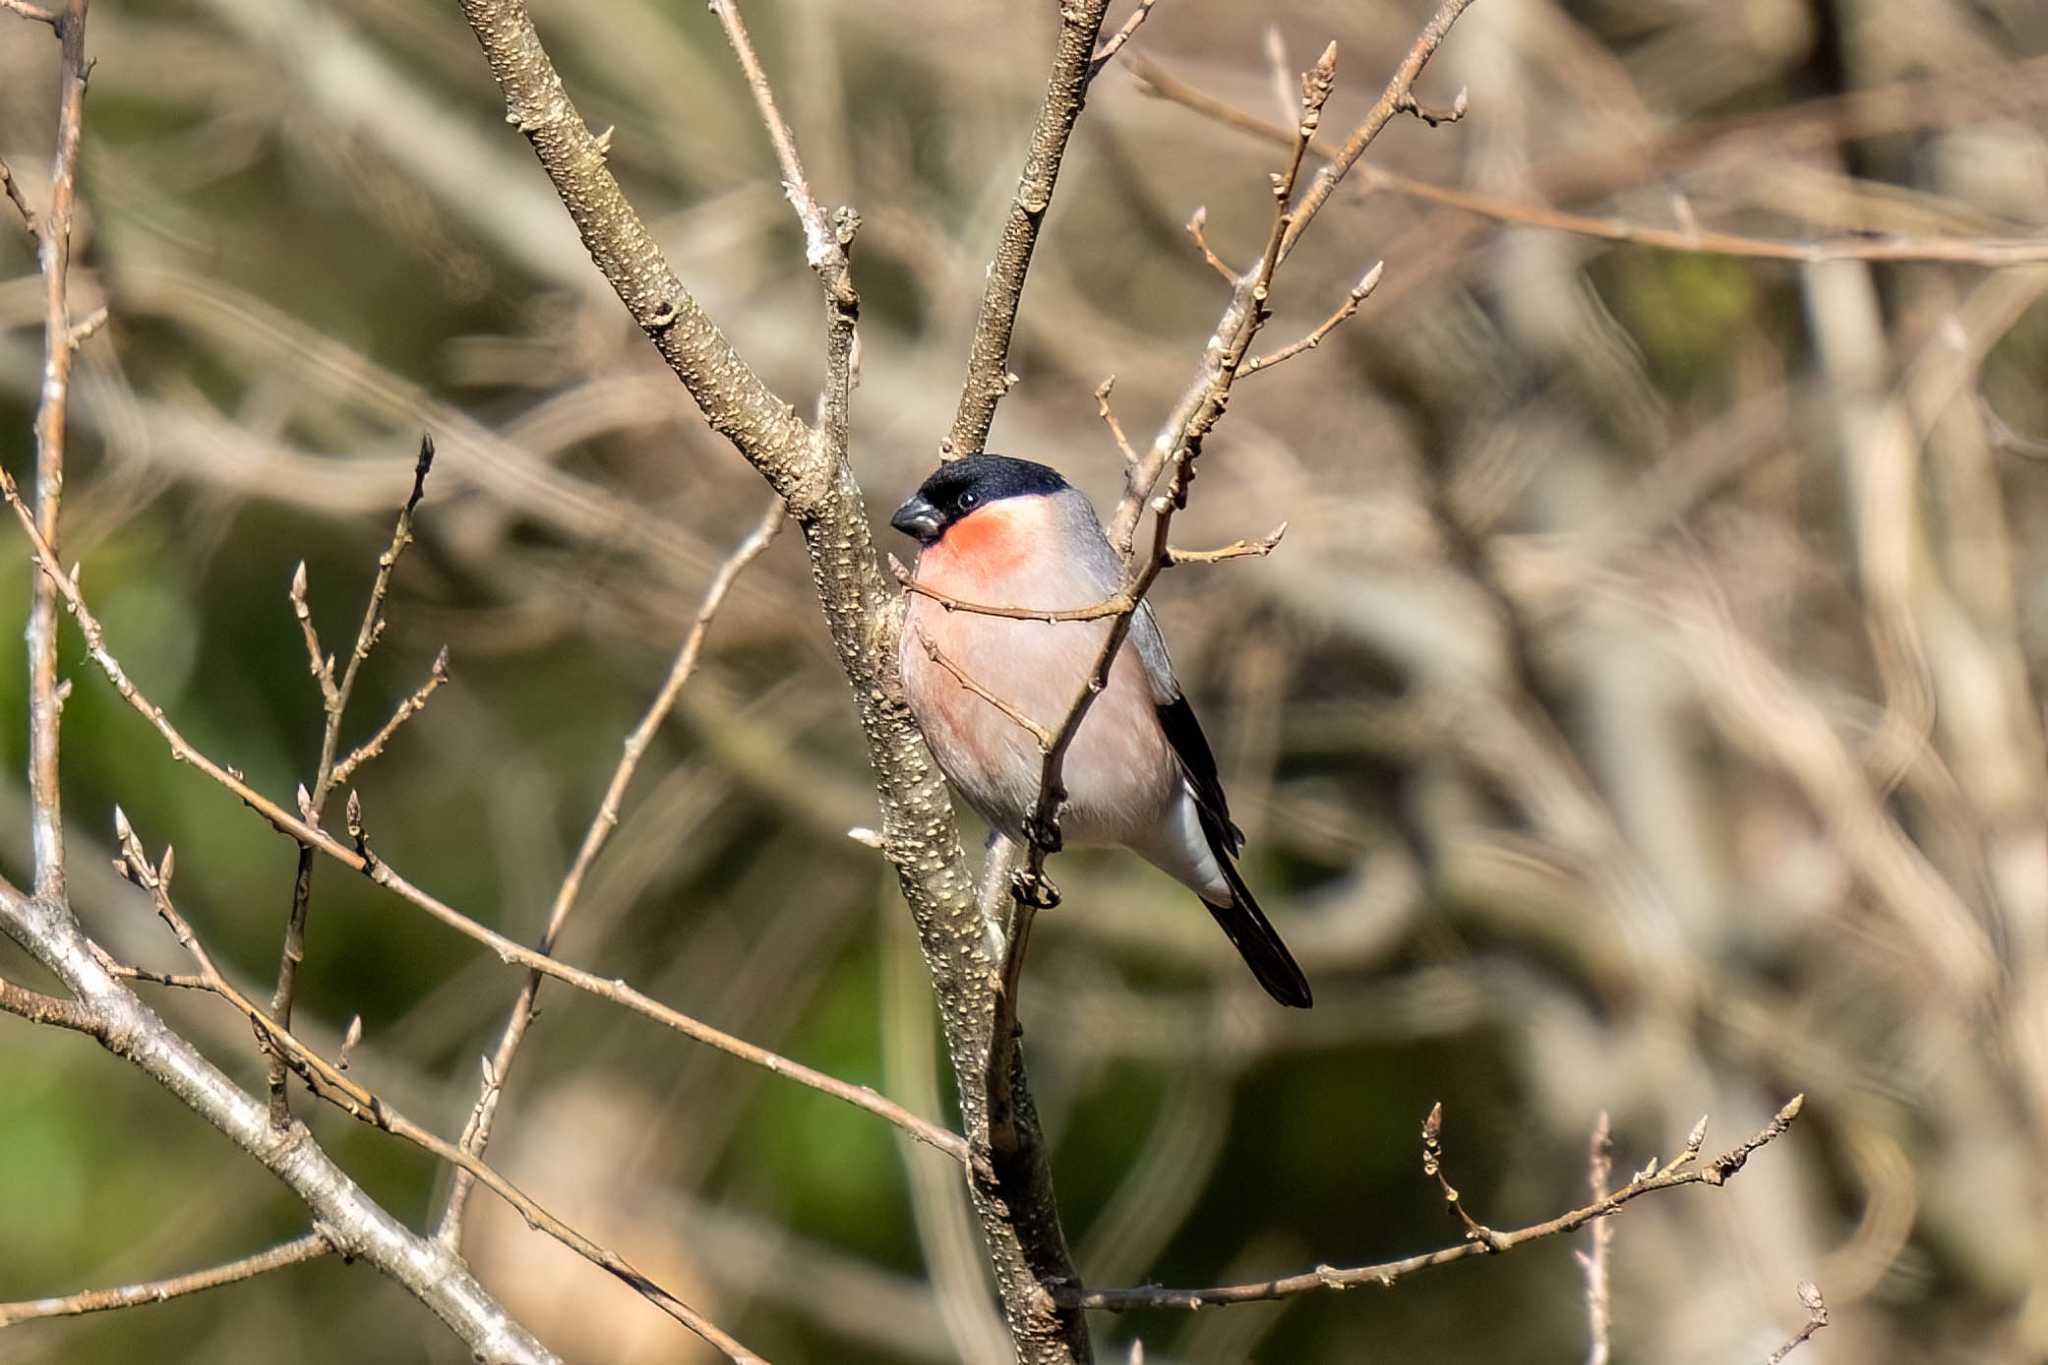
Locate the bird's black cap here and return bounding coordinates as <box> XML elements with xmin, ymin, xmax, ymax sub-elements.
<box><xmin>890</xmin><ymin>454</ymin><xmax>1069</xmax><ymax>545</ymax></box>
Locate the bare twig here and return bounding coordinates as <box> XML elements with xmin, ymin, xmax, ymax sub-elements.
<box><xmin>1113</xmin><ymin>3</ymin><xmax>1475</xmax><ymax>553</ymax></box>
<box><xmin>0</xmin><ymin>154</ymin><xmax>36</xmax><ymax>239</ymax></box>
<box><xmin>437</xmin><ymin>498</ymin><xmax>787</xmax><ymax>1248</ymax></box>
<box><xmin>945</xmin><ymin>0</ymin><xmax>1113</xmax><ymax>457</ymax></box>
<box><xmin>1033</xmin><ymin>37</ymin><xmax>1344</xmax><ymax>883</ymax></box>
<box><xmin>266</xmin><ymin>437</ymin><xmax>435</xmax><ymax>1129</ymax></box>
<box><xmin>0</xmin><ymin>0</ymin><xmax>55</xmax><ymax>25</ymax></box>
<box><xmin>0</xmin><ymin>471</ymin><xmax>966</xmax><ymax>1165</ymax></box>
<box><xmin>897</xmin><ymin>567</ymin><xmax>1133</xmax><ymax>623</ymax></box>
<box><xmin>708</xmin><ymin>0</ymin><xmax>855</xmax><ymax>310</ymax></box>
<box><xmin>1395</xmin><ymin>84</ymin><xmax>1469</xmax><ymax>127</ymax></box>
<box><xmin>1059</xmin><ymin>1097</ymin><xmax>1806</xmax><ymax>1310</ymax></box>
<box><xmin>1090</xmin><ymin>0</ymin><xmax>1158</xmax><ymax>76</ymax></box>
<box><xmin>1764</xmin><ymin>1282</ymin><xmax>1830</xmax><ymax>1364</ymax></box>
<box><xmin>1576</xmin><ymin>1112</ymin><xmax>1614</xmax><ymax>1365</ymax></box>
<box><xmin>27</xmin><ymin>0</ymin><xmax>91</xmax><ymax>907</ymax></box>
<box><xmin>328</xmin><ymin>646</ymin><xmax>451</xmax><ymax>788</ymax></box>
<box><xmin>0</xmin><ymin>1233</ymin><xmax>332</xmax><ymax>1327</ymax></box>
<box><xmin>1420</xmin><ymin>1102</ymin><xmax>1507</xmax><ymax>1251</ymax></box>
<box><xmin>1243</xmin><ymin>261</ymin><xmax>1384</xmax><ymax>375</ymax></box>
<box><xmin>916</xmin><ymin>629</ymin><xmax>1055</xmax><ymax>752</ymax></box>
<box><xmin>1095</xmin><ymin>376</ymin><xmax>1141</xmax><ymax>466</ymax></box>
<box><xmin>1164</xmin><ymin>524</ymin><xmax>1287</xmax><ymax>566</ymax></box>
<box><xmin>1184</xmin><ymin>206</ymin><xmax>1240</xmax><ymax>283</ymax></box>
<box><xmin>64</xmin><ymin>303</ymin><xmax>107</xmax><ymax>349</ymax></box>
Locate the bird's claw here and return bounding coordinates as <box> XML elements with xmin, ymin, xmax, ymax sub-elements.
<box><xmin>1022</xmin><ymin>813</ymin><xmax>1063</xmax><ymax>857</ymax></box>
<box><xmin>1009</xmin><ymin>866</ymin><xmax>1061</xmax><ymax>910</ymax></box>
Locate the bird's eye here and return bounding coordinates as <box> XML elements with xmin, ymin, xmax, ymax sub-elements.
<box><xmin>958</xmin><ymin>491</ymin><xmax>980</xmax><ymax>511</ymax></box>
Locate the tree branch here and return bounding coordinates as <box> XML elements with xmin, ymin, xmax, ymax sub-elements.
<box><xmin>0</xmin><ymin>1233</ymin><xmax>332</xmax><ymax>1327</ymax></box>
<box><xmin>27</xmin><ymin>0</ymin><xmax>90</xmax><ymax>906</ymax></box>
<box><xmin>1059</xmin><ymin>1097</ymin><xmax>1805</xmax><ymax>1310</ymax></box>
<box><xmin>456</xmin><ymin>0</ymin><xmax>816</xmax><ymax>503</ymax></box>
<box><xmin>944</xmin><ymin>0</ymin><xmax>1114</xmax><ymax>458</ymax></box>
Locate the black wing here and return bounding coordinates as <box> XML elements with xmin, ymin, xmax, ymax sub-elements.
<box><xmin>1156</xmin><ymin>694</ymin><xmax>1245</xmax><ymax>856</ymax></box>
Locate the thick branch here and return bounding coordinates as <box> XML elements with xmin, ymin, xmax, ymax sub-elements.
<box><xmin>458</xmin><ymin>6</ymin><xmax>1091</xmax><ymax>1357</ymax></box>
<box><xmin>457</xmin><ymin>0</ymin><xmax>817</xmax><ymax>504</ymax></box>
<box><xmin>944</xmin><ymin>0</ymin><xmax>1114</xmax><ymax>458</ymax></box>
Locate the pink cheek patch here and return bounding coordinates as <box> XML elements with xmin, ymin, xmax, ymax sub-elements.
<box><xmin>928</xmin><ymin>503</ymin><xmax>1031</xmax><ymax>583</ymax></box>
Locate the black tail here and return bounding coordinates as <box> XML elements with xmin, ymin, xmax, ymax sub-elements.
<box><xmin>1203</xmin><ymin>854</ymin><xmax>1312</xmax><ymax>1008</ymax></box>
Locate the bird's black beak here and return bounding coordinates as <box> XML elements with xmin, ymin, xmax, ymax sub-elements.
<box><xmin>889</xmin><ymin>493</ymin><xmax>943</xmax><ymax>545</ymax></box>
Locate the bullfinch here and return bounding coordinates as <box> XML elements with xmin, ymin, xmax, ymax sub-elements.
<box><xmin>890</xmin><ymin>454</ymin><xmax>1312</xmax><ymax>1008</ymax></box>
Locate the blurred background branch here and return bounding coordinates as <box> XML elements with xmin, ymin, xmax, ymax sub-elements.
<box><xmin>1</xmin><ymin>0</ymin><xmax>2046</xmax><ymax>1361</ymax></box>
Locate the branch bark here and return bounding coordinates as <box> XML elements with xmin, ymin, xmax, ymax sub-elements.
<box><xmin>455</xmin><ymin>3</ymin><xmax>1093</xmax><ymax>1357</ymax></box>
<box><xmin>27</xmin><ymin>0</ymin><xmax>88</xmax><ymax>905</ymax></box>
<box><xmin>944</xmin><ymin>0</ymin><xmax>1114</xmax><ymax>459</ymax></box>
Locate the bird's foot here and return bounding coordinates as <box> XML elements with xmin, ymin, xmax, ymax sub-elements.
<box><xmin>1009</xmin><ymin>866</ymin><xmax>1061</xmax><ymax>910</ymax></box>
<box><xmin>1022</xmin><ymin>813</ymin><xmax>1063</xmax><ymax>857</ymax></box>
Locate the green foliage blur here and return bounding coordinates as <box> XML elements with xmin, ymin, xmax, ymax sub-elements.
<box><xmin>4</xmin><ymin>1</ymin><xmax>2048</xmax><ymax>1363</ymax></box>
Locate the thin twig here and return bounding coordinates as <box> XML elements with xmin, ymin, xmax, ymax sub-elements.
<box><xmin>1764</xmin><ymin>1282</ymin><xmax>1830</xmax><ymax>1364</ymax></box>
<box><xmin>1395</xmin><ymin>85</ymin><xmax>1469</xmax><ymax>127</ymax></box>
<box><xmin>898</xmin><ymin>567</ymin><xmax>1133</xmax><ymax>623</ymax></box>
<box><xmin>1243</xmin><ymin>261</ymin><xmax>1384</xmax><ymax>375</ymax></box>
<box><xmin>0</xmin><ymin>153</ymin><xmax>37</xmax><ymax>239</ymax></box>
<box><xmin>0</xmin><ymin>0</ymin><xmax>55</xmax><ymax>25</ymax></box>
<box><xmin>1090</xmin><ymin>0</ymin><xmax>1157</xmax><ymax>76</ymax></box>
<box><xmin>1420</xmin><ymin>1102</ymin><xmax>1508</xmax><ymax>1251</ymax></box>
<box><xmin>328</xmin><ymin>646</ymin><xmax>451</xmax><ymax>788</ymax></box>
<box><xmin>0</xmin><ymin>470</ymin><xmax>966</xmax><ymax>1165</ymax></box>
<box><xmin>0</xmin><ymin>1233</ymin><xmax>332</xmax><ymax>1327</ymax></box>
<box><xmin>65</xmin><ymin>303</ymin><xmax>107</xmax><ymax>349</ymax></box>
<box><xmin>267</xmin><ymin>436</ymin><xmax>436</xmax><ymax>1130</ymax></box>
<box><xmin>708</xmin><ymin>0</ymin><xmax>855</xmax><ymax>309</ymax></box>
<box><xmin>1059</xmin><ymin>1096</ymin><xmax>1806</xmax><ymax>1310</ymax></box>
<box><xmin>1095</xmin><ymin>377</ymin><xmax>1140</xmax><ymax>466</ymax></box>
<box><xmin>916</xmin><ymin>629</ymin><xmax>1054</xmax><ymax>751</ymax></box>
<box><xmin>944</xmin><ymin>0</ymin><xmax>1113</xmax><ymax>457</ymax></box>
<box><xmin>1032</xmin><ymin>39</ymin><xmax>1341</xmax><ymax>879</ymax></box>
<box><xmin>1183</xmin><ymin>206</ymin><xmax>1239</xmax><ymax>283</ymax></box>
<box><xmin>437</xmin><ymin>498</ymin><xmax>787</xmax><ymax>1248</ymax></box>
<box><xmin>27</xmin><ymin>0</ymin><xmax>91</xmax><ymax>907</ymax></box>
<box><xmin>1576</xmin><ymin>1112</ymin><xmax>1614</xmax><ymax>1365</ymax></box>
<box><xmin>1164</xmin><ymin>524</ymin><xmax>1287</xmax><ymax>566</ymax></box>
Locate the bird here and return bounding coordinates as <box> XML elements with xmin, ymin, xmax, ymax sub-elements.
<box><xmin>890</xmin><ymin>453</ymin><xmax>1311</xmax><ymax>1008</ymax></box>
